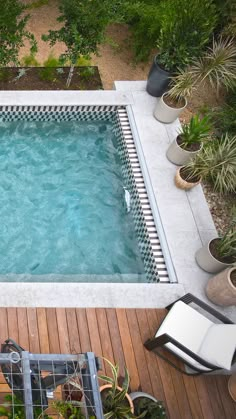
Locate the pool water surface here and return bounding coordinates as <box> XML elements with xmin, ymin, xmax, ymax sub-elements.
<box><xmin>0</xmin><ymin>119</ymin><xmax>146</xmax><ymax>282</ymax></box>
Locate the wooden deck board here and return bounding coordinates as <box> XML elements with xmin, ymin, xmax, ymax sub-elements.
<box><xmin>0</xmin><ymin>307</ymin><xmax>232</xmax><ymax>419</ymax></box>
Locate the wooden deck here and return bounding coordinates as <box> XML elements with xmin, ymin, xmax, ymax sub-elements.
<box><xmin>0</xmin><ymin>307</ymin><xmax>235</xmax><ymax>418</ymax></box>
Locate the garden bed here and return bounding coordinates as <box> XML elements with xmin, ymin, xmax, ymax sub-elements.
<box><xmin>0</xmin><ymin>67</ymin><xmax>103</xmax><ymax>90</ymax></box>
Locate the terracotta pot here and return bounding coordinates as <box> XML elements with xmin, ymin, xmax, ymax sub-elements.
<box><xmin>100</xmin><ymin>384</ymin><xmax>134</xmax><ymax>414</ymax></box>
<box><xmin>196</xmin><ymin>239</ymin><xmax>233</xmax><ymax>274</ymax></box>
<box><xmin>206</xmin><ymin>267</ymin><xmax>236</xmax><ymax>306</ymax></box>
<box><xmin>154</xmin><ymin>93</ymin><xmax>187</xmax><ymax>124</ymax></box>
<box><xmin>166</xmin><ymin>137</ymin><xmax>202</xmax><ymax>166</ymax></box>
<box><xmin>175</xmin><ymin>166</ymin><xmax>201</xmax><ymax>190</ymax></box>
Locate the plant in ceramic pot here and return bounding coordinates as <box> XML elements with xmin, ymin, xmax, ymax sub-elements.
<box><xmin>99</xmin><ymin>358</ymin><xmax>135</xmax><ymax>418</ymax></box>
<box><xmin>174</xmin><ymin>133</ymin><xmax>236</xmax><ymax>192</ymax></box>
<box><xmin>196</xmin><ymin>208</ymin><xmax>236</xmax><ymax>274</ymax></box>
<box><xmin>146</xmin><ymin>0</ymin><xmax>217</xmax><ymax>97</ymax></box>
<box><xmin>166</xmin><ymin>113</ymin><xmax>211</xmax><ymax>165</ymax></box>
<box><xmin>130</xmin><ymin>391</ymin><xmax>166</xmax><ymax>418</ymax></box>
<box><xmin>154</xmin><ymin>37</ymin><xmax>236</xmax><ymax>123</ymax></box>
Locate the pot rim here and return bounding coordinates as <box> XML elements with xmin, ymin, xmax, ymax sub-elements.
<box><xmin>208</xmin><ymin>239</ymin><xmax>235</xmax><ymax>267</ymax></box>
<box><xmin>175</xmin><ymin>135</ymin><xmax>202</xmax><ymax>154</ymax></box>
<box><xmin>153</xmin><ymin>55</ymin><xmax>171</xmax><ymax>75</ymax></box>
<box><xmin>100</xmin><ymin>384</ymin><xmax>134</xmax><ymax>414</ymax></box>
<box><xmin>228</xmin><ymin>267</ymin><xmax>236</xmax><ymax>289</ymax></box>
<box><xmin>161</xmin><ymin>92</ymin><xmax>187</xmax><ymax>111</ymax></box>
<box><xmin>177</xmin><ymin>166</ymin><xmax>201</xmax><ymax>186</ymax></box>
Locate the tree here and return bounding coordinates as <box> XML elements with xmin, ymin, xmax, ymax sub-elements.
<box><xmin>42</xmin><ymin>0</ymin><xmax>113</xmax><ymax>87</ymax></box>
<box><xmin>0</xmin><ymin>0</ymin><xmax>37</xmax><ymax>66</ymax></box>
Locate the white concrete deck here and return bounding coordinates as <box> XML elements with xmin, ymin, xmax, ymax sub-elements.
<box><xmin>0</xmin><ymin>87</ymin><xmax>235</xmax><ymax>322</ymax></box>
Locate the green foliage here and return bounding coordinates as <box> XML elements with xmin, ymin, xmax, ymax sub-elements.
<box><xmin>210</xmin><ymin>88</ymin><xmax>236</xmax><ymax>137</ymax></box>
<box><xmin>125</xmin><ymin>0</ymin><xmax>218</xmax><ymax>66</ymax></box>
<box><xmin>42</xmin><ymin>0</ymin><xmax>112</xmax><ymax>65</ymax></box>
<box><xmin>21</xmin><ymin>54</ymin><xmax>40</xmax><ymax>66</ymax></box>
<box><xmin>184</xmin><ymin>134</ymin><xmax>236</xmax><ymax>194</ymax></box>
<box><xmin>79</xmin><ymin>67</ymin><xmax>96</xmax><ymax>80</ymax></box>
<box><xmin>179</xmin><ymin>114</ymin><xmax>211</xmax><ymax>148</ymax></box>
<box><xmin>216</xmin><ymin>207</ymin><xmax>236</xmax><ymax>261</ymax></box>
<box><xmin>38</xmin><ymin>54</ymin><xmax>60</xmax><ymax>82</ymax></box>
<box><xmin>0</xmin><ymin>395</ymin><xmax>52</xmax><ymax>419</ymax></box>
<box><xmin>0</xmin><ymin>0</ymin><xmax>37</xmax><ymax>66</ymax></box>
<box><xmin>26</xmin><ymin>0</ymin><xmax>49</xmax><ymax>9</ymax></box>
<box><xmin>52</xmin><ymin>400</ymin><xmax>87</xmax><ymax>419</ymax></box>
<box><xmin>134</xmin><ymin>397</ymin><xmax>166</xmax><ymax>418</ymax></box>
<box><xmin>99</xmin><ymin>358</ymin><xmax>135</xmax><ymax>418</ymax></box>
<box><xmin>76</xmin><ymin>56</ymin><xmax>91</xmax><ymax>66</ymax></box>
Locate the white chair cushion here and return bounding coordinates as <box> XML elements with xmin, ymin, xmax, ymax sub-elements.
<box><xmin>155</xmin><ymin>301</ymin><xmax>214</xmax><ymax>371</ymax></box>
<box><xmin>198</xmin><ymin>324</ymin><xmax>236</xmax><ymax>370</ymax></box>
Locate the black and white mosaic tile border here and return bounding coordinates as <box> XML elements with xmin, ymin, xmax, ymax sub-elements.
<box><xmin>0</xmin><ymin>105</ymin><xmax>119</xmax><ymax>122</ymax></box>
<box><xmin>115</xmin><ymin>108</ymin><xmax>169</xmax><ymax>283</ymax></box>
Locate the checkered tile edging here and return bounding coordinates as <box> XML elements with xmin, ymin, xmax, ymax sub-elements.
<box><xmin>114</xmin><ymin>108</ymin><xmax>169</xmax><ymax>283</ymax></box>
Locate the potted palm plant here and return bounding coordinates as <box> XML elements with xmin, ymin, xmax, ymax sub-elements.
<box><xmin>166</xmin><ymin>114</ymin><xmax>211</xmax><ymax>165</ymax></box>
<box><xmin>174</xmin><ymin>134</ymin><xmax>236</xmax><ymax>192</ymax></box>
<box><xmin>154</xmin><ymin>37</ymin><xmax>236</xmax><ymax>123</ymax></box>
<box><xmin>196</xmin><ymin>208</ymin><xmax>236</xmax><ymax>274</ymax></box>
<box><xmin>130</xmin><ymin>392</ymin><xmax>166</xmax><ymax>418</ymax></box>
<box><xmin>99</xmin><ymin>358</ymin><xmax>134</xmax><ymax>418</ymax></box>
<box><xmin>206</xmin><ymin>266</ymin><xmax>236</xmax><ymax>306</ymax></box>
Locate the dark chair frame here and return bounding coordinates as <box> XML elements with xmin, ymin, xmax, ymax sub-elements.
<box><xmin>144</xmin><ymin>293</ymin><xmax>235</xmax><ymax>375</ymax></box>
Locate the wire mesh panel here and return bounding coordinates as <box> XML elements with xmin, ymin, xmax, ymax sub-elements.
<box><xmin>0</xmin><ymin>339</ymin><xmax>103</xmax><ymax>419</ymax></box>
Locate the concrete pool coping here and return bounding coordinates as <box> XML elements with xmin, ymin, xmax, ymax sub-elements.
<box><xmin>0</xmin><ymin>88</ymin><xmax>235</xmax><ymax>322</ymax></box>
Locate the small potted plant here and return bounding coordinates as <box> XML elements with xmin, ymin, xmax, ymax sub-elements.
<box><xmin>174</xmin><ymin>134</ymin><xmax>236</xmax><ymax>192</ymax></box>
<box><xmin>130</xmin><ymin>391</ymin><xmax>166</xmax><ymax>418</ymax></box>
<box><xmin>166</xmin><ymin>113</ymin><xmax>211</xmax><ymax>165</ymax></box>
<box><xmin>196</xmin><ymin>209</ymin><xmax>236</xmax><ymax>274</ymax></box>
<box><xmin>154</xmin><ymin>37</ymin><xmax>236</xmax><ymax>123</ymax></box>
<box><xmin>206</xmin><ymin>266</ymin><xmax>236</xmax><ymax>306</ymax></box>
<box><xmin>99</xmin><ymin>358</ymin><xmax>135</xmax><ymax>418</ymax></box>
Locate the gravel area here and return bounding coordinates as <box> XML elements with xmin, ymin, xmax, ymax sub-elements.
<box><xmin>18</xmin><ymin>0</ymin><xmax>235</xmax><ymax>233</ymax></box>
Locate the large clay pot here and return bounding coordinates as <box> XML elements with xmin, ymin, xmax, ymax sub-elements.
<box><xmin>166</xmin><ymin>136</ymin><xmax>202</xmax><ymax>166</ymax></box>
<box><xmin>206</xmin><ymin>267</ymin><xmax>236</xmax><ymax>306</ymax></box>
<box><xmin>146</xmin><ymin>56</ymin><xmax>171</xmax><ymax>97</ymax></box>
<box><xmin>154</xmin><ymin>93</ymin><xmax>187</xmax><ymax>124</ymax></box>
<box><xmin>196</xmin><ymin>239</ymin><xmax>233</xmax><ymax>274</ymax></box>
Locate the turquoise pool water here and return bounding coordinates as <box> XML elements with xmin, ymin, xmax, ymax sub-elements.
<box><xmin>0</xmin><ymin>119</ymin><xmax>146</xmax><ymax>282</ymax></box>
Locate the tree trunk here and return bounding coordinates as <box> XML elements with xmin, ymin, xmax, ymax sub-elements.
<box><xmin>66</xmin><ymin>65</ymin><xmax>74</xmax><ymax>87</ymax></box>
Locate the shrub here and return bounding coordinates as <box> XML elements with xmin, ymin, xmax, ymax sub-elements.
<box><xmin>38</xmin><ymin>54</ymin><xmax>60</xmax><ymax>82</ymax></box>
<box><xmin>21</xmin><ymin>54</ymin><xmax>40</xmax><ymax>66</ymax></box>
<box><xmin>211</xmin><ymin>88</ymin><xmax>236</xmax><ymax>137</ymax></box>
<box><xmin>125</xmin><ymin>0</ymin><xmax>218</xmax><ymax>66</ymax></box>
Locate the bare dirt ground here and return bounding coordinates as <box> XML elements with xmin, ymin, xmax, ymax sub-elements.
<box><xmin>19</xmin><ymin>0</ymin><xmax>234</xmax><ymax>234</ymax></box>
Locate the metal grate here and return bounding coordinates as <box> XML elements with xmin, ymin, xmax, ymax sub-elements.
<box><xmin>0</xmin><ymin>339</ymin><xmax>103</xmax><ymax>419</ymax></box>
<box><xmin>117</xmin><ymin>108</ymin><xmax>169</xmax><ymax>282</ymax></box>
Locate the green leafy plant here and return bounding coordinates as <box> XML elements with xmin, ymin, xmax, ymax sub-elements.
<box><xmin>0</xmin><ymin>395</ymin><xmax>52</xmax><ymax>419</ymax></box>
<box><xmin>13</xmin><ymin>68</ymin><xmax>28</xmax><ymax>81</ymax></box>
<box><xmin>215</xmin><ymin>207</ymin><xmax>236</xmax><ymax>261</ymax></box>
<box><xmin>79</xmin><ymin>67</ymin><xmax>96</xmax><ymax>80</ymax></box>
<box><xmin>169</xmin><ymin>37</ymin><xmax>236</xmax><ymax>101</ymax></box>
<box><xmin>52</xmin><ymin>400</ymin><xmax>86</xmax><ymax>419</ymax></box>
<box><xmin>125</xmin><ymin>0</ymin><xmax>217</xmax><ymax>65</ymax></box>
<box><xmin>133</xmin><ymin>397</ymin><xmax>166</xmax><ymax>418</ymax></box>
<box><xmin>38</xmin><ymin>54</ymin><xmax>60</xmax><ymax>82</ymax></box>
<box><xmin>0</xmin><ymin>0</ymin><xmax>37</xmax><ymax>66</ymax></box>
<box><xmin>179</xmin><ymin>114</ymin><xmax>211</xmax><ymax>149</ymax></box>
<box><xmin>26</xmin><ymin>0</ymin><xmax>49</xmax><ymax>9</ymax></box>
<box><xmin>99</xmin><ymin>358</ymin><xmax>135</xmax><ymax>418</ymax></box>
<box><xmin>21</xmin><ymin>54</ymin><xmax>40</xmax><ymax>66</ymax></box>
<box><xmin>210</xmin><ymin>88</ymin><xmax>236</xmax><ymax>137</ymax></box>
<box><xmin>182</xmin><ymin>134</ymin><xmax>236</xmax><ymax>193</ymax></box>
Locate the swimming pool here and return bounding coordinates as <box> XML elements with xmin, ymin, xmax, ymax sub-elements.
<box><xmin>0</xmin><ymin>105</ymin><xmax>167</xmax><ymax>283</ymax></box>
